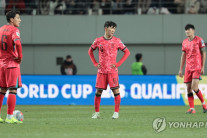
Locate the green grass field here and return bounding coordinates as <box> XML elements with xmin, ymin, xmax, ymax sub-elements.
<box><xmin>0</xmin><ymin>105</ymin><xmax>207</xmax><ymax>138</ymax></box>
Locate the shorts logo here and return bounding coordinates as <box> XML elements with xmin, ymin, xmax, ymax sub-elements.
<box><xmin>113</xmin><ymin>78</ymin><xmax>117</xmax><ymax>85</ymax></box>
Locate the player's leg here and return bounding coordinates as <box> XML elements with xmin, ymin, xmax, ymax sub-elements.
<box><xmin>184</xmin><ymin>70</ymin><xmax>195</xmax><ymax>114</ymax></box>
<box><xmin>92</xmin><ymin>89</ymin><xmax>103</xmax><ymax>119</ymax></box>
<box><xmin>186</xmin><ymin>82</ymin><xmax>195</xmax><ymax>114</ymax></box>
<box><xmin>192</xmin><ymin>78</ymin><xmax>207</xmax><ymax>113</ymax></box>
<box><xmin>112</xmin><ymin>88</ymin><xmax>120</xmax><ymax>119</ymax></box>
<box><xmin>95</xmin><ymin>89</ymin><xmax>103</xmax><ymax>113</ymax></box>
<box><xmin>0</xmin><ymin>67</ymin><xmax>7</xmax><ymax>122</ymax></box>
<box><xmin>4</xmin><ymin>67</ymin><xmax>22</xmax><ymax>123</ymax></box>
<box><xmin>109</xmin><ymin>72</ymin><xmax>120</xmax><ymax>119</ymax></box>
<box><xmin>92</xmin><ymin>73</ymin><xmax>107</xmax><ymax>119</ymax></box>
<box><xmin>5</xmin><ymin>88</ymin><xmax>22</xmax><ymax>124</ymax></box>
<box><xmin>7</xmin><ymin>88</ymin><xmax>17</xmax><ymax>119</ymax></box>
<box><xmin>0</xmin><ymin>88</ymin><xmax>7</xmax><ymax>123</ymax></box>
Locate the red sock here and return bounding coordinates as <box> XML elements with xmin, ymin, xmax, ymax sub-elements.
<box><xmin>114</xmin><ymin>94</ymin><xmax>121</xmax><ymax>112</ymax></box>
<box><xmin>195</xmin><ymin>90</ymin><xmax>205</xmax><ymax>103</ymax></box>
<box><xmin>7</xmin><ymin>93</ymin><xmax>16</xmax><ymax>115</ymax></box>
<box><xmin>0</xmin><ymin>93</ymin><xmax>5</xmax><ymax>114</ymax></box>
<box><xmin>188</xmin><ymin>93</ymin><xmax>194</xmax><ymax>109</ymax></box>
<box><xmin>95</xmin><ymin>95</ymin><xmax>101</xmax><ymax>112</ymax></box>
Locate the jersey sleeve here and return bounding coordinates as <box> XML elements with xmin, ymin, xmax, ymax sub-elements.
<box><xmin>199</xmin><ymin>37</ymin><xmax>205</xmax><ymax>49</ymax></box>
<box><xmin>117</xmin><ymin>39</ymin><xmax>127</xmax><ymax>51</ymax></box>
<box><xmin>182</xmin><ymin>41</ymin><xmax>185</xmax><ymax>52</ymax></box>
<box><xmin>12</xmin><ymin>29</ymin><xmax>21</xmax><ymax>42</ymax></box>
<box><xmin>90</xmin><ymin>38</ymin><xmax>98</xmax><ymax>50</ymax></box>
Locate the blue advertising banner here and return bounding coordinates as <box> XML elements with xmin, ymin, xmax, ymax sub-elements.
<box><xmin>2</xmin><ymin>75</ymin><xmax>187</xmax><ymax>105</ymax></box>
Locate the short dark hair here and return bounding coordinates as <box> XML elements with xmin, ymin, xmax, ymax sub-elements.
<box><xmin>185</xmin><ymin>24</ymin><xmax>195</xmax><ymax>30</ymax></box>
<box><xmin>6</xmin><ymin>10</ymin><xmax>20</xmax><ymax>23</ymax></box>
<box><xmin>135</xmin><ymin>53</ymin><xmax>142</xmax><ymax>62</ymax></box>
<box><xmin>104</xmin><ymin>21</ymin><xmax>117</xmax><ymax>28</ymax></box>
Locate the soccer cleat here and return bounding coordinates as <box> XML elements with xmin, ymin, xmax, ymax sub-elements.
<box><xmin>91</xmin><ymin>112</ymin><xmax>100</xmax><ymax>119</ymax></box>
<box><xmin>0</xmin><ymin>118</ymin><xmax>4</xmax><ymax>123</ymax></box>
<box><xmin>5</xmin><ymin>117</ymin><xmax>23</xmax><ymax>124</ymax></box>
<box><xmin>186</xmin><ymin>109</ymin><xmax>196</xmax><ymax>114</ymax></box>
<box><xmin>202</xmin><ymin>104</ymin><xmax>207</xmax><ymax>113</ymax></box>
<box><xmin>112</xmin><ymin>112</ymin><xmax>119</xmax><ymax>119</ymax></box>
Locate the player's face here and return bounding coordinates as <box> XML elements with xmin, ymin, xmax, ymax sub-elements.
<box><xmin>11</xmin><ymin>14</ymin><xmax>21</xmax><ymax>27</ymax></box>
<box><xmin>105</xmin><ymin>26</ymin><xmax>116</xmax><ymax>37</ymax></box>
<box><xmin>185</xmin><ymin>28</ymin><xmax>195</xmax><ymax>37</ymax></box>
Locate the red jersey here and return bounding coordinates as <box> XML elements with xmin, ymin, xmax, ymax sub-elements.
<box><xmin>182</xmin><ymin>36</ymin><xmax>205</xmax><ymax>71</ymax></box>
<box><xmin>91</xmin><ymin>36</ymin><xmax>127</xmax><ymax>73</ymax></box>
<box><xmin>0</xmin><ymin>25</ymin><xmax>21</xmax><ymax>68</ymax></box>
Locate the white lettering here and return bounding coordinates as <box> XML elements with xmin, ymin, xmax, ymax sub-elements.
<box><xmin>168</xmin><ymin>122</ymin><xmax>174</xmax><ymax>128</ymax></box>
<box><xmin>17</xmin><ymin>84</ymin><xmax>28</xmax><ymax>98</ymax></box>
<box><xmin>130</xmin><ymin>84</ymin><xmax>141</xmax><ymax>99</ymax></box>
<box><xmin>163</xmin><ymin>84</ymin><xmax>171</xmax><ymax>99</ymax></box>
<box><xmin>72</xmin><ymin>84</ymin><xmax>82</xmax><ymax>99</ymax></box>
<box><xmin>152</xmin><ymin>84</ymin><xmax>162</xmax><ymax>99</ymax></box>
<box><xmin>48</xmin><ymin>84</ymin><xmax>59</xmax><ymax>98</ymax></box>
<box><xmin>40</xmin><ymin>84</ymin><xmax>47</xmax><ymax>98</ymax></box>
<box><xmin>61</xmin><ymin>84</ymin><xmax>71</xmax><ymax>99</ymax></box>
<box><xmin>142</xmin><ymin>84</ymin><xmax>151</xmax><ymax>99</ymax></box>
<box><xmin>199</xmin><ymin>122</ymin><xmax>204</xmax><ymax>128</ymax></box>
<box><xmin>83</xmin><ymin>84</ymin><xmax>93</xmax><ymax>99</ymax></box>
<box><xmin>171</xmin><ymin>84</ymin><xmax>176</xmax><ymax>99</ymax></box>
<box><xmin>29</xmin><ymin>84</ymin><xmax>39</xmax><ymax>98</ymax></box>
<box><xmin>173</xmin><ymin>122</ymin><xmax>179</xmax><ymax>128</ymax></box>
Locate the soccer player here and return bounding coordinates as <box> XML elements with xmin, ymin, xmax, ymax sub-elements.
<box><xmin>179</xmin><ymin>24</ymin><xmax>207</xmax><ymax>114</ymax></box>
<box><xmin>0</xmin><ymin>10</ymin><xmax>23</xmax><ymax>123</ymax></box>
<box><xmin>88</xmin><ymin>21</ymin><xmax>130</xmax><ymax>119</ymax></box>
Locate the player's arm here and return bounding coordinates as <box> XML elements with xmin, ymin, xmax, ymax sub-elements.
<box><xmin>12</xmin><ymin>30</ymin><xmax>22</xmax><ymax>63</ymax></box>
<box><xmin>14</xmin><ymin>39</ymin><xmax>23</xmax><ymax>64</ymax></box>
<box><xmin>179</xmin><ymin>52</ymin><xmax>186</xmax><ymax>78</ymax></box>
<box><xmin>88</xmin><ymin>47</ymin><xmax>98</xmax><ymax>67</ymax></box>
<box><xmin>115</xmin><ymin>48</ymin><xmax>130</xmax><ymax>67</ymax></box>
<box><xmin>200</xmin><ymin>38</ymin><xmax>206</xmax><ymax>74</ymax></box>
<box><xmin>201</xmin><ymin>47</ymin><xmax>206</xmax><ymax>74</ymax></box>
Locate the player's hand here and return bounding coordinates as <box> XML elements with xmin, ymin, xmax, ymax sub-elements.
<box><xmin>97</xmin><ymin>63</ymin><xmax>101</xmax><ymax>69</ymax></box>
<box><xmin>201</xmin><ymin>68</ymin><xmax>205</xmax><ymax>74</ymax></box>
<box><xmin>111</xmin><ymin>64</ymin><xmax>116</xmax><ymax>69</ymax></box>
<box><xmin>178</xmin><ymin>70</ymin><xmax>183</xmax><ymax>78</ymax></box>
<box><xmin>14</xmin><ymin>57</ymin><xmax>22</xmax><ymax>64</ymax></box>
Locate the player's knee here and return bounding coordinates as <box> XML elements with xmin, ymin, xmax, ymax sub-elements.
<box><xmin>193</xmin><ymin>89</ymin><xmax>199</xmax><ymax>93</ymax></box>
<box><xmin>191</xmin><ymin>85</ymin><xmax>198</xmax><ymax>92</ymax></box>
<box><xmin>187</xmin><ymin>88</ymin><xmax>192</xmax><ymax>93</ymax></box>
<box><xmin>187</xmin><ymin>92</ymin><xmax>193</xmax><ymax>97</ymax></box>
<box><xmin>114</xmin><ymin>93</ymin><xmax>120</xmax><ymax>97</ymax></box>
<box><xmin>0</xmin><ymin>87</ymin><xmax>8</xmax><ymax>93</ymax></box>
<box><xmin>112</xmin><ymin>89</ymin><xmax>119</xmax><ymax>95</ymax></box>
<box><xmin>96</xmin><ymin>90</ymin><xmax>103</xmax><ymax>95</ymax></box>
<box><xmin>9</xmin><ymin>88</ymin><xmax>17</xmax><ymax>93</ymax></box>
<box><xmin>186</xmin><ymin>85</ymin><xmax>192</xmax><ymax>93</ymax></box>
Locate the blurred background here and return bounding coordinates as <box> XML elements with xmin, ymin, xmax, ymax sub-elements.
<box><xmin>1</xmin><ymin>0</ymin><xmax>207</xmax><ymax>75</ymax></box>
<box><xmin>1</xmin><ymin>0</ymin><xmax>207</xmax><ymax>106</ymax></box>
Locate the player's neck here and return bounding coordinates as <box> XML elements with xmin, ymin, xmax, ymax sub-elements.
<box><xmin>104</xmin><ymin>34</ymin><xmax>113</xmax><ymax>40</ymax></box>
<box><xmin>8</xmin><ymin>23</ymin><xmax>15</xmax><ymax>27</ymax></box>
<box><xmin>188</xmin><ymin>35</ymin><xmax>195</xmax><ymax>41</ymax></box>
